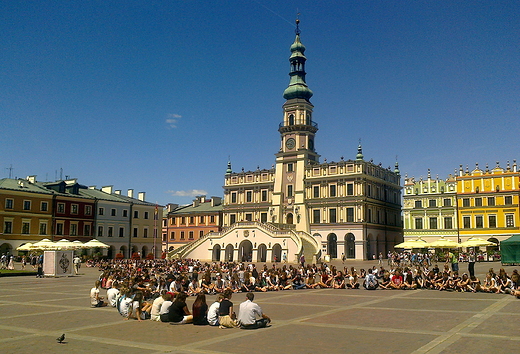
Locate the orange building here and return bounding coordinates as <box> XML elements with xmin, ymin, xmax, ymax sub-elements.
<box><xmin>163</xmin><ymin>196</ymin><xmax>222</xmax><ymax>252</ymax></box>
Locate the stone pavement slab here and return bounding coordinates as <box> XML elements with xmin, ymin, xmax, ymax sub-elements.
<box><xmin>0</xmin><ymin>261</ymin><xmax>519</xmax><ymax>354</ymax></box>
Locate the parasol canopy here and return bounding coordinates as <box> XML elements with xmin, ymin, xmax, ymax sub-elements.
<box><xmin>31</xmin><ymin>238</ymin><xmax>57</xmax><ymax>250</ymax></box>
<box><xmin>428</xmin><ymin>236</ymin><xmax>460</xmax><ymax>248</ymax></box>
<box><xmin>460</xmin><ymin>237</ymin><xmax>498</xmax><ymax>248</ymax></box>
<box><xmin>54</xmin><ymin>239</ymin><xmax>76</xmax><ymax>250</ymax></box>
<box><xmin>16</xmin><ymin>242</ymin><xmax>33</xmax><ymax>251</ymax></box>
<box><xmin>83</xmin><ymin>239</ymin><xmax>110</xmax><ymax>249</ymax></box>
<box><xmin>394</xmin><ymin>238</ymin><xmax>430</xmax><ymax>248</ymax></box>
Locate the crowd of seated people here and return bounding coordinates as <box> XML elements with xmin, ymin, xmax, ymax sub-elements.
<box><xmin>90</xmin><ymin>258</ymin><xmax>520</xmax><ymax>324</ymax></box>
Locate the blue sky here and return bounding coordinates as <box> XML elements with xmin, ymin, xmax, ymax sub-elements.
<box><xmin>1</xmin><ymin>1</ymin><xmax>519</xmax><ymax>206</ymax></box>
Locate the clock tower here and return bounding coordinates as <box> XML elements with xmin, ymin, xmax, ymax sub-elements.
<box><xmin>272</xmin><ymin>19</ymin><xmax>319</xmax><ymax>231</ymax></box>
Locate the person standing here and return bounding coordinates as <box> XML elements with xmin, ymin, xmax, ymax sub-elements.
<box><xmin>237</xmin><ymin>292</ymin><xmax>271</xmax><ymax>329</ymax></box>
<box><xmin>73</xmin><ymin>255</ymin><xmax>81</xmax><ymax>274</ymax></box>
<box><xmin>468</xmin><ymin>249</ymin><xmax>476</xmax><ymax>278</ymax></box>
<box><xmin>36</xmin><ymin>254</ymin><xmax>44</xmax><ymax>278</ymax></box>
<box><xmin>300</xmin><ymin>254</ymin><xmax>305</xmax><ymax>268</ymax></box>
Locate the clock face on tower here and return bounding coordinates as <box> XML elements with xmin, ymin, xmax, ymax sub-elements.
<box><xmin>285</xmin><ymin>138</ymin><xmax>296</xmax><ymax>150</ymax></box>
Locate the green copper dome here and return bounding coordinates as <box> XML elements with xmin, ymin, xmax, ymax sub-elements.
<box><xmin>283</xmin><ymin>20</ymin><xmax>313</xmax><ymax>101</ymax></box>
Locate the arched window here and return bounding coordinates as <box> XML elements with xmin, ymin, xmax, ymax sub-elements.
<box><xmin>288</xmin><ymin>114</ymin><xmax>294</xmax><ymax>125</ymax></box>
<box><xmin>327</xmin><ymin>233</ymin><xmax>337</xmax><ymax>258</ymax></box>
<box><xmin>345</xmin><ymin>233</ymin><xmax>355</xmax><ymax>258</ymax></box>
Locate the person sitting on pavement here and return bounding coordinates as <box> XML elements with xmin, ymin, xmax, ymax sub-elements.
<box><xmin>90</xmin><ymin>280</ymin><xmax>107</xmax><ymax>307</ymax></box>
<box><xmin>159</xmin><ymin>293</ymin><xmax>174</xmax><ymax>322</ymax></box>
<box><xmin>106</xmin><ymin>281</ymin><xmax>120</xmax><ymax>307</ymax></box>
<box><xmin>207</xmin><ymin>294</ymin><xmax>224</xmax><ymax>326</ymax></box>
<box><xmin>237</xmin><ymin>292</ymin><xmax>271</xmax><ymax>329</ymax></box>
<box><xmin>192</xmin><ymin>293</ymin><xmax>209</xmax><ymax>325</ymax></box>
<box><xmin>363</xmin><ymin>269</ymin><xmax>379</xmax><ymax>290</ymax></box>
<box><xmin>167</xmin><ymin>292</ymin><xmax>193</xmax><ymax>324</ymax></box>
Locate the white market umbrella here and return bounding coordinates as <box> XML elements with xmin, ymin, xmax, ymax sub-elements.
<box><xmin>83</xmin><ymin>239</ymin><xmax>110</xmax><ymax>249</ymax></box>
<box><xmin>55</xmin><ymin>239</ymin><xmax>75</xmax><ymax>250</ymax></box>
<box><xmin>31</xmin><ymin>238</ymin><xmax>57</xmax><ymax>250</ymax></box>
<box><xmin>460</xmin><ymin>237</ymin><xmax>498</xmax><ymax>248</ymax></box>
<box><xmin>428</xmin><ymin>237</ymin><xmax>460</xmax><ymax>249</ymax></box>
<box><xmin>16</xmin><ymin>243</ymin><xmax>33</xmax><ymax>251</ymax></box>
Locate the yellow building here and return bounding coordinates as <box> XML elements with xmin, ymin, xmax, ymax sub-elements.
<box><xmin>456</xmin><ymin>161</ymin><xmax>520</xmax><ymax>244</ymax></box>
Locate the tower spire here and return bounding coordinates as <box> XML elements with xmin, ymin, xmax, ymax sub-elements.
<box><xmin>283</xmin><ymin>19</ymin><xmax>313</xmax><ymax>101</ymax></box>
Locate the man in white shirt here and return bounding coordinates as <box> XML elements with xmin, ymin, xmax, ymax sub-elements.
<box><xmin>237</xmin><ymin>292</ymin><xmax>270</xmax><ymax>329</ymax></box>
<box><xmin>207</xmin><ymin>294</ymin><xmax>223</xmax><ymax>326</ymax></box>
<box><xmin>106</xmin><ymin>282</ymin><xmax>120</xmax><ymax>307</ymax></box>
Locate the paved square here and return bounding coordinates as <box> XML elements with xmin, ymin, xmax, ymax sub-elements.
<box><xmin>1</xmin><ymin>260</ymin><xmax>519</xmax><ymax>354</ymax></box>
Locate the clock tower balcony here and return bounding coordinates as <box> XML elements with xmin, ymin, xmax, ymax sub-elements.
<box><xmin>278</xmin><ymin>121</ymin><xmax>318</xmax><ymax>134</ymax></box>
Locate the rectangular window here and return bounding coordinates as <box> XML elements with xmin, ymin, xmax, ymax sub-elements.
<box><xmin>329</xmin><ymin>208</ymin><xmax>337</xmax><ymax>223</ymax></box>
<box><xmin>287</xmin><ymin>163</ymin><xmax>294</xmax><ymax>172</ymax></box>
<box><xmin>56</xmin><ymin>223</ymin><xmax>64</xmax><ymax>235</ymax></box>
<box><xmin>123</xmin><ymin>209</ymin><xmax>128</xmax><ymax>217</ymax></box>
<box><xmin>84</xmin><ymin>224</ymin><xmax>91</xmax><ymax>236</ymax></box>
<box><xmin>245</xmin><ymin>213</ymin><xmax>252</xmax><ymax>221</ymax></box>
<box><xmin>98</xmin><ymin>226</ymin><xmax>103</xmax><ymax>237</ymax></box>
<box><xmin>181</xmin><ymin>217</ymin><xmax>185</xmax><ymax>224</ymax></box>
<box><xmin>71</xmin><ymin>204</ymin><xmax>78</xmax><ymax>214</ymax></box>
<box><xmin>415</xmin><ymin>200</ymin><xmax>422</xmax><ymax>208</ymax></box>
<box><xmin>210</xmin><ymin>215</ymin><xmax>215</xmax><ymax>223</ymax></box>
<box><xmin>190</xmin><ymin>216</ymin><xmax>194</xmax><ymax>224</ymax></box>
<box><xmin>313</xmin><ymin>185</ymin><xmax>320</xmax><ymax>198</ymax></box>
<box><xmin>134</xmin><ymin>210</ymin><xmax>139</xmax><ymax>218</ymax></box>
<box><xmin>133</xmin><ymin>227</ymin><xmax>138</xmax><ymax>237</ymax></box>
<box><xmin>85</xmin><ymin>205</ymin><xmax>92</xmax><ymax>216</ymax></box>
<box><xmin>180</xmin><ymin>231</ymin><xmax>185</xmax><ymax>240</ymax></box>
<box><xmin>475</xmin><ymin>198</ymin><xmax>482</xmax><ymax>207</ymax></box>
<box><xmin>144</xmin><ymin>211</ymin><xmax>149</xmax><ymax>219</ymax></box>
<box><xmin>489</xmin><ymin>215</ymin><xmax>497</xmax><ymax>228</ymax></box>
<box><xmin>111</xmin><ymin>208</ymin><xmax>116</xmax><ymax>216</ymax></box>
<box><xmin>462</xmin><ymin>198</ymin><xmax>470</xmax><ymax>207</ymax></box>
<box><xmin>188</xmin><ymin>231</ymin><xmax>193</xmax><ymax>239</ymax></box>
<box><xmin>475</xmin><ymin>215</ymin><xmax>483</xmax><ymax>228</ymax></box>
<box><xmin>200</xmin><ymin>216</ymin><xmax>205</xmax><ymax>224</ymax></box>
<box><xmin>22</xmin><ymin>222</ymin><xmax>30</xmax><ymax>234</ymax></box>
<box><xmin>505</xmin><ymin>196</ymin><xmax>513</xmax><ymax>205</ymax></box>
<box><xmin>506</xmin><ymin>214</ymin><xmax>514</xmax><ymax>227</ymax></box>
<box><xmin>23</xmin><ymin>200</ymin><xmax>31</xmax><ymax>210</ymax></box>
<box><xmin>287</xmin><ymin>185</ymin><xmax>293</xmax><ymax>197</ymax></box>
<box><xmin>261</xmin><ymin>190</ymin><xmax>268</xmax><ymax>202</ymax></box>
<box><xmin>170</xmin><ymin>231</ymin><xmax>175</xmax><ymax>240</ymax></box>
<box><xmin>346</xmin><ymin>183</ymin><xmax>354</xmax><ymax>196</ymax></box>
<box><xmin>346</xmin><ymin>208</ymin><xmax>354</xmax><ymax>222</ymax></box>
<box><xmin>5</xmin><ymin>199</ymin><xmax>13</xmax><ymax>209</ymax></box>
<box><xmin>162</xmin><ymin>233</ymin><xmax>167</xmax><ymax>242</ymax></box>
<box><xmin>246</xmin><ymin>191</ymin><xmax>252</xmax><ymax>202</ymax></box>
<box><xmin>230</xmin><ymin>214</ymin><xmax>236</xmax><ymax>224</ymax></box>
<box><xmin>199</xmin><ymin>230</ymin><xmax>204</xmax><ymax>238</ymax></box>
<box><xmin>429</xmin><ymin>199</ymin><xmax>436</xmax><ymax>208</ymax></box>
<box><xmin>39</xmin><ymin>222</ymin><xmax>47</xmax><ymax>235</ymax></box>
<box><xmin>144</xmin><ymin>228</ymin><xmax>148</xmax><ymax>238</ymax></box>
<box><xmin>260</xmin><ymin>212</ymin><xmax>267</xmax><ymax>223</ymax></box>
<box><xmin>107</xmin><ymin>226</ymin><xmax>113</xmax><ymax>237</ymax></box>
<box><xmin>429</xmin><ymin>217</ymin><xmax>437</xmax><ymax>229</ymax></box>
<box><xmin>443</xmin><ymin>198</ymin><xmax>451</xmax><ymax>207</ymax></box>
<box><xmin>98</xmin><ymin>207</ymin><xmax>104</xmax><ymax>216</ymax></box>
<box><xmin>463</xmin><ymin>216</ymin><xmax>471</xmax><ymax>228</ymax></box>
<box><xmin>488</xmin><ymin>197</ymin><xmax>495</xmax><ymax>206</ymax></box>
<box><xmin>415</xmin><ymin>218</ymin><xmax>423</xmax><ymax>229</ymax></box>
<box><xmin>329</xmin><ymin>184</ymin><xmax>336</xmax><ymax>197</ymax></box>
<box><xmin>118</xmin><ymin>227</ymin><xmax>124</xmax><ymax>237</ymax></box>
<box><xmin>231</xmin><ymin>192</ymin><xmax>237</xmax><ymax>203</ymax></box>
<box><xmin>444</xmin><ymin>217</ymin><xmax>453</xmax><ymax>229</ymax></box>
<box><xmin>41</xmin><ymin>201</ymin><xmax>48</xmax><ymax>211</ymax></box>
<box><xmin>313</xmin><ymin>209</ymin><xmax>320</xmax><ymax>224</ymax></box>
<box><xmin>4</xmin><ymin>221</ymin><xmax>12</xmax><ymax>234</ymax></box>
<box><xmin>57</xmin><ymin>203</ymin><xmax>65</xmax><ymax>213</ymax></box>
<box><xmin>70</xmin><ymin>224</ymin><xmax>78</xmax><ymax>236</ymax></box>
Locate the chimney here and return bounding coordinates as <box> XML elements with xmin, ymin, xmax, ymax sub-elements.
<box><xmin>167</xmin><ymin>203</ymin><xmax>179</xmax><ymax>212</ymax></box>
<box><xmin>101</xmin><ymin>185</ymin><xmax>113</xmax><ymax>194</ymax></box>
<box><xmin>26</xmin><ymin>175</ymin><xmax>37</xmax><ymax>183</ymax></box>
<box><xmin>115</xmin><ymin>190</ymin><xmax>121</xmax><ymax>195</ymax></box>
<box><xmin>128</xmin><ymin>189</ymin><xmax>134</xmax><ymax>198</ymax></box>
<box><xmin>138</xmin><ymin>192</ymin><xmax>145</xmax><ymax>201</ymax></box>
<box><xmin>193</xmin><ymin>198</ymin><xmax>200</xmax><ymax>207</ymax></box>
<box><xmin>211</xmin><ymin>196</ymin><xmax>222</xmax><ymax>206</ymax></box>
